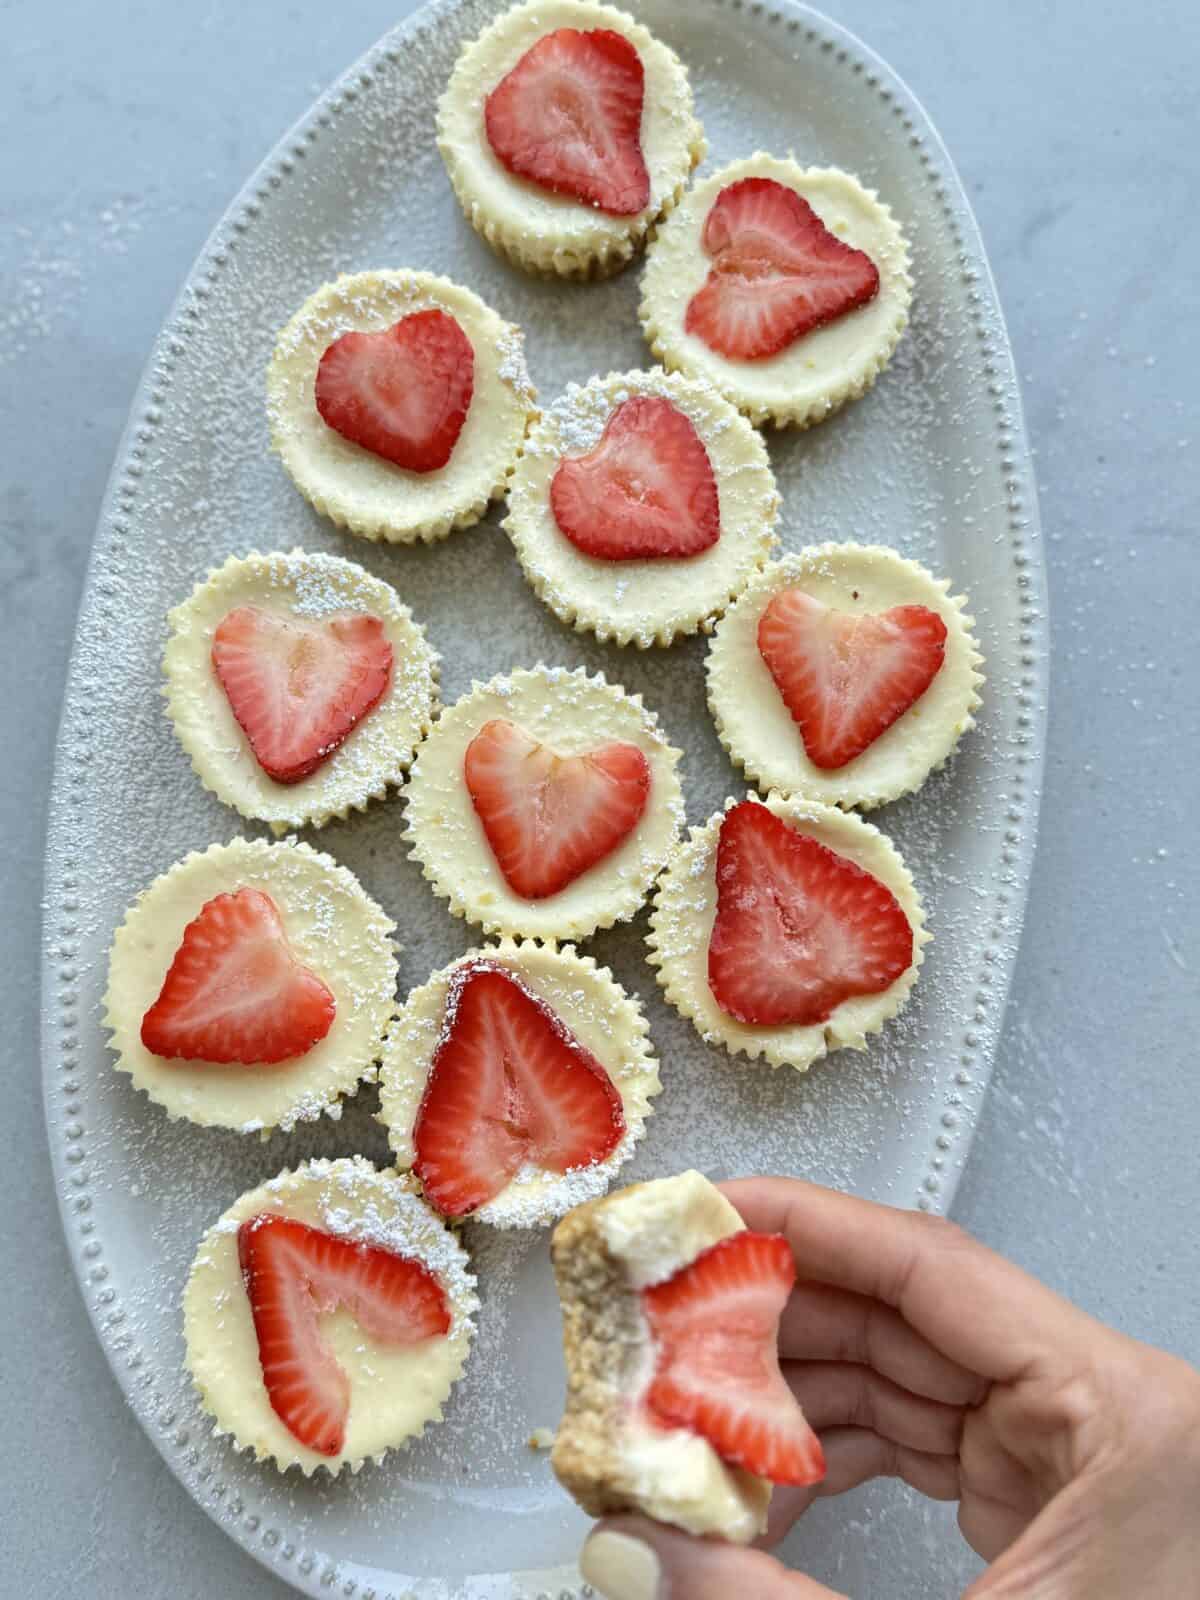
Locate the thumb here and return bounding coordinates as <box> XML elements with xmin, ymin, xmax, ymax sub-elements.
<box><xmin>580</xmin><ymin>1515</ymin><xmax>847</xmax><ymax>1600</ymax></box>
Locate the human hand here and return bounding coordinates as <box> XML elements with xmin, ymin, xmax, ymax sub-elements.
<box><xmin>578</xmin><ymin>1176</ymin><xmax>1200</xmax><ymax>1599</ymax></box>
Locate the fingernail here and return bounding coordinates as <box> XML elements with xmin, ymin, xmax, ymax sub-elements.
<box><xmin>579</xmin><ymin>1529</ymin><xmax>661</xmax><ymax>1600</ymax></box>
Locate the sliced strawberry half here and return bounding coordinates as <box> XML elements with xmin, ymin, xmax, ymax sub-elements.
<box><xmin>550</xmin><ymin>395</ymin><xmax>720</xmax><ymax>561</ymax></box>
<box><xmin>140</xmin><ymin>887</ymin><xmax>335</xmax><ymax>1064</ymax></box>
<box><xmin>642</xmin><ymin>1230</ymin><xmax>825</xmax><ymax>1485</ymax></box>
<box><xmin>238</xmin><ymin>1214</ymin><xmax>451</xmax><ymax>1456</ymax></box>
<box><xmin>413</xmin><ymin>960</ymin><xmax>625</xmax><ymax>1217</ymax></box>
<box><xmin>758</xmin><ymin>589</ymin><xmax>947</xmax><ymax>769</ymax></box>
<box><xmin>685</xmin><ymin>177</ymin><xmax>881</xmax><ymax>361</ymax></box>
<box><xmin>708</xmin><ymin>800</ymin><xmax>913</xmax><ymax>1027</ymax></box>
<box><xmin>314</xmin><ymin>308</ymin><xmax>474</xmax><ymax>471</ymax></box>
<box><xmin>463</xmin><ymin>718</ymin><xmax>651</xmax><ymax>899</ymax></box>
<box><xmin>484</xmin><ymin>28</ymin><xmax>650</xmax><ymax>216</ymax></box>
<box><xmin>212</xmin><ymin>604</ymin><xmax>393</xmax><ymax>785</ymax></box>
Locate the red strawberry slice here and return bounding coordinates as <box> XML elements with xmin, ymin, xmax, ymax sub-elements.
<box><xmin>758</xmin><ymin>589</ymin><xmax>947</xmax><ymax>769</ymax></box>
<box><xmin>642</xmin><ymin>1230</ymin><xmax>825</xmax><ymax>1485</ymax></box>
<box><xmin>140</xmin><ymin>887</ymin><xmax>336</xmax><ymax>1064</ymax></box>
<box><xmin>685</xmin><ymin>177</ymin><xmax>881</xmax><ymax>361</ymax></box>
<box><xmin>463</xmin><ymin>718</ymin><xmax>651</xmax><ymax>899</ymax></box>
<box><xmin>708</xmin><ymin>800</ymin><xmax>913</xmax><ymax>1027</ymax></box>
<box><xmin>484</xmin><ymin>28</ymin><xmax>650</xmax><ymax>216</ymax></box>
<box><xmin>238</xmin><ymin>1214</ymin><xmax>451</xmax><ymax>1456</ymax></box>
<box><xmin>314</xmin><ymin>308</ymin><xmax>474</xmax><ymax>471</ymax></box>
<box><xmin>212</xmin><ymin>605</ymin><xmax>393</xmax><ymax>785</ymax></box>
<box><xmin>550</xmin><ymin>395</ymin><xmax>720</xmax><ymax>561</ymax></box>
<box><xmin>413</xmin><ymin>961</ymin><xmax>625</xmax><ymax>1217</ymax></box>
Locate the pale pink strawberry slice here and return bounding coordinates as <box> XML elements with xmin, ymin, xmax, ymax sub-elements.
<box><xmin>412</xmin><ymin>961</ymin><xmax>625</xmax><ymax>1217</ymax></box>
<box><xmin>314</xmin><ymin>308</ymin><xmax>474</xmax><ymax>471</ymax></box>
<box><xmin>237</xmin><ymin>1214</ymin><xmax>451</xmax><ymax>1456</ymax></box>
<box><xmin>685</xmin><ymin>177</ymin><xmax>881</xmax><ymax>361</ymax></box>
<box><xmin>550</xmin><ymin>395</ymin><xmax>720</xmax><ymax>561</ymax></box>
<box><xmin>484</xmin><ymin>28</ymin><xmax>650</xmax><ymax>216</ymax></box>
<box><xmin>211</xmin><ymin>604</ymin><xmax>393</xmax><ymax>785</ymax></box>
<box><xmin>758</xmin><ymin>589</ymin><xmax>947</xmax><ymax>769</ymax></box>
<box><xmin>708</xmin><ymin>800</ymin><xmax>913</xmax><ymax>1027</ymax></box>
<box><xmin>463</xmin><ymin>718</ymin><xmax>651</xmax><ymax>899</ymax></box>
<box><xmin>642</xmin><ymin>1230</ymin><xmax>825</xmax><ymax>1485</ymax></box>
<box><xmin>140</xmin><ymin>887</ymin><xmax>336</xmax><ymax>1064</ymax></box>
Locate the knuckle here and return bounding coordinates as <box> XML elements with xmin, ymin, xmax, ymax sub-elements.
<box><xmin>861</xmin><ymin>1299</ymin><xmax>902</xmax><ymax>1377</ymax></box>
<box><xmin>849</xmin><ymin>1372</ymin><xmax>877</xmax><ymax>1432</ymax></box>
<box><xmin>843</xmin><ymin>1299</ymin><xmax>874</xmax><ymax>1365</ymax></box>
<box><xmin>1127</xmin><ymin>1350</ymin><xmax>1200</xmax><ymax>1445</ymax></box>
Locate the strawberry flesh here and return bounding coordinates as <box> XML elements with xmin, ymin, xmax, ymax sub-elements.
<box><xmin>484</xmin><ymin>28</ymin><xmax>650</xmax><ymax>216</ymax></box>
<box><xmin>550</xmin><ymin>395</ymin><xmax>720</xmax><ymax>561</ymax></box>
<box><xmin>685</xmin><ymin>177</ymin><xmax>881</xmax><ymax>361</ymax></box>
<box><xmin>212</xmin><ymin>604</ymin><xmax>393</xmax><ymax>785</ymax></box>
<box><xmin>758</xmin><ymin>589</ymin><xmax>947</xmax><ymax>769</ymax></box>
<box><xmin>464</xmin><ymin>718</ymin><xmax>651</xmax><ymax>899</ymax></box>
<box><xmin>238</xmin><ymin>1214</ymin><xmax>451</xmax><ymax>1456</ymax></box>
<box><xmin>140</xmin><ymin>887</ymin><xmax>336</xmax><ymax>1064</ymax></box>
<box><xmin>708</xmin><ymin>800</ymin><xmax>913</xmax><ymax>1027</ymax></box>
<box><xmin>642</xmin><ymin>1230</ymin><xmax>825</xmax><ymax>1485</ymax></box>
<box><xmin>413</xmin><ymin>960</ymin><xmax>625</xmax><ymax>1217</ymax></box>
<box><xmin>314</xmin><ymin>308</ymin><xmax>474</xmax><ymax>471</ymax></box>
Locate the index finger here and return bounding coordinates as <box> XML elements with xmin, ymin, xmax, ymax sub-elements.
<box><xmin>720</xmin><ymin>1176</ymin><xmax>1096</xmax><ymax>1384</ymax></box>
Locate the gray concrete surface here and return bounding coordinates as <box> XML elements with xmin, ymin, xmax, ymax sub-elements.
<box><xmin>3</xmin><ymin>0</ymin><xmax>1196</xmax><ymax>1594</ymax></box>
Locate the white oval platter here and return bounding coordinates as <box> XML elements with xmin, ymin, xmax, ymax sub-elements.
<box><xmin>41</xmin><ymin>0</ymin><xmax>1047</xmax><ymax>1594</ymax></box>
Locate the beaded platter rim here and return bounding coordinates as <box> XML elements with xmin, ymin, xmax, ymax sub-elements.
<box><xmin>40</xmin><ymin>1</ymin><xmax>1048</xmax><ymax>1596</ymax></box>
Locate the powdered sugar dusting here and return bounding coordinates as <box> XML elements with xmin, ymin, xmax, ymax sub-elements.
<box><xmin>528</xmin><ymin>365</ymin><xmax>735</xmax><ymax>461</ymax></box>
<box><xmin>285</xmin><ymin>555</ymin><xmax>376</xmax><ymax>618</ymax></box>
<box><xmin>542</xmin><ymin>380</ymin><xmax>615</xmax><ymax>458</ymax></box>
<box><xmin>318</xmin><ymin>1157</ymin><xmax>479</xmax><ymax>1321</ymax></box>
<box><xmin>473</xmin><ymin>1146</ymin><xmax>633</xmax><ymax>1227</ymax></box>
<box><xmin>268</xmin><ymin>273</ymin><xmax>436</xmax><ymax>393</ymax></box>
<box><xmin>495</xmin><ymin>324</ymin><xmax>536</xmax><ymax>405</ymax></box>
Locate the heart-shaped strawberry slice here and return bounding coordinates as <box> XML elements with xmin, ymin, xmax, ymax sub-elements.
<box><xmin>239</xmin><ymin>1215</ymin><xmax>451</xmax><ymax>1455</ymax></box>
<box><xmin>413</xmin><ymin>961</ymin><xmax>625</xmax><ymax>1217</ymax></box>
<box><xmin>550</xmin><ymin>395</ymin><xmax>720</xmax><ymax>560</ymax></box>
<box><xmin>141</xmin><ymin>887</ymin><xmax>336</xmax><ymax>1064</ymax></box>
<box><xmin>708</xmin><ymin>800</ymin><xmax>913</xmax><ymax>1027</ymax></box>
<box><xmin>757</xmin><ymin>589</ymin><xmax>947</xmax><ymax>769</ymax></box>
<box><xmin>685</xmin><ymin>177</ymin><xmax>881</xmax><ymax>361</ymax></box>
<box><xmin>464</xmin><ymin>718</ymin><xmax>651</xmax><ymax>899</ymax></box>
<box><xmin>212</xmin><ymin>604</ymin><xmax>393</xmax><ymax>785</ymax></box>
<box><xmin>314</xmin><ymin>308</ymin><xmax>474</xmax><ymax>471</ymax></box>
<box><xmin>484</xmin><ymin>28</ymin><xmax>650</xmax><ymax>216</ymax></box>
